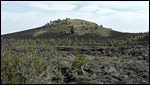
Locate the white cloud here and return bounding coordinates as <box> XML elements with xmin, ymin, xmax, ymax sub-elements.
<box><xmin>19</xmin><ymin>2</ymin><xmax>77</xmax><ymax>11</ymax></box>
<box><xmin>80</xmin><ymin>6</ymin><xmax>99</xmax><ymax>12</ymax></box>
<box><xmin>49</xmin><ymin>4</ymin><xmax>77</xmax><ymax>11</ymax></box>
<box><xmin>96</xmin><ymin>8</ymin><xmax>118</xmax><ymax>16</ymax></box>
<box><xmin>87</xmin><ymin>1</ymin><xmax>149</xmax><ymax>10</ymax></box>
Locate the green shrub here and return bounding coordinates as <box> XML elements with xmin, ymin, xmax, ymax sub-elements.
<box><xmin>106</xmin><ymin>39</ymin><xmax>120</xmax><ymax>47</ymax></box>
<box><xmin>72</xmin><ymin>54</ymin><xmax>88</xmax><ymax>74</ymax></box>
<box><xmin>49</xmin><ymin>38</ymin><xmax>56</xmax><ymax>45</ymax></box>
<box><xmin>1</xmin><ymin>51</ymin><xmax>24</xmax><ymax>84</ymax></box>
<box><xmin>140</xmin><ymin>80</ymin><xmax>149</xmax><ymax>84</ymax></box>
<box><xmin>93</xmin><ymin>56</ymin><xmax>101</xmax><ymax>61</ymax></box>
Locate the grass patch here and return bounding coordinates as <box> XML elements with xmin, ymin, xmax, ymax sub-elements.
<box><xmin>33</xmin><ymin>30</ymin><xmax>47</xmax><ymax>37</ymax></box>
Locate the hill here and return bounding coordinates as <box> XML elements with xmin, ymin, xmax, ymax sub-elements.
<box><xmin>1</xmin><ymin>18</ymin><xmax>149</xmax><ymax>46</ymax></box>
<box><xmin>1</xmin><ymin>18</ymin><xmax>128</xmax><ymax>39</ymax></box>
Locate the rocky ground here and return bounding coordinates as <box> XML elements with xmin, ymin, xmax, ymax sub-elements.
<box><xmin>56</xmin><ymin>45</ymin><xmax>149</xmax><ymax>84</ymax></box>
<box><xmin>1</xmin><ymin>40</ymin><xmax>149</xmax><ymax>84</ymax></box>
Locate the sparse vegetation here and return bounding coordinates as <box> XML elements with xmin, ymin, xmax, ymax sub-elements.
<box><xmin>30</xmin><ymin>18</ymin><xmax>112</xmax><ymax>37</ymax></box>
<box><xmin>33</xmin><ymin>30</ymin><xmax>47</xmax><ymax>37</ymax></box>
<box><xmin>106</xmin><ymin>39</ymin><xmax>120</xmax><ymax>47</ymax></box>
<box><xmin>1</xmin><ymin>43</ymin><xmax>64</xmax><ymax>84</ymax></box>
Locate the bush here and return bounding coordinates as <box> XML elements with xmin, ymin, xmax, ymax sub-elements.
<box><xmin>93</xmin><ymin>56</ymin><xmax>101</xmax><ymax>61</ymax></box>
<box><xmin>72</xmin><ymin>54</ymin><xmax>88</xmax><ymax>74</ymax></box>
<box><xmin>49</xmin><ymin>38</ymin><xmax>56</xmax><ymax>45</ymax></box>
<box><xmin>1</xmin><ymin>45</ymin><xmax>61</xmax><ymax>84</ymax></box>
<box><xmin>1</xmin><ymin>51</ymin><xmax>25</xmax><ymax>84</ymax></box>
<box><xmin>106</xmin><ymin>39</ymin><xmax>120</xmax><ymax>47</ymax></box>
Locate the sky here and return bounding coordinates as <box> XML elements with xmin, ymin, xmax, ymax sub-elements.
<box><xmin>1</xmin><ymin>1</ymin><xmax>149</xmax><ymax>35</ymax></box>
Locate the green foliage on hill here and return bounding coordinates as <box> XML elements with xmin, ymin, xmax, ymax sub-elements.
<box><xmin>32</xmin><ymin>18</ymin><xmax>112</xmax><ymax>37</ymax></box>
<box><xmin>2</xmin><ymin>31</ymin><xmax>148</xmax><ymax>49</ymax></box>
<box><xmin>104</xmin><ymin>32</ymin><xmax>148</xmax><ymax>47</ymax></box>
<box><xmin>33</xmin><ymin>30</ymin><xmax>47</xmax><ymax>37</ymax></box>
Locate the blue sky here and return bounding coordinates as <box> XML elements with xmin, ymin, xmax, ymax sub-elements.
<box><xmin>1</xmin><ymin>1</ymin><xmax>149</xmax><ymax>34</ymax></box>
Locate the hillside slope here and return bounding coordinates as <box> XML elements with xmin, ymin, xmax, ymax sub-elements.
<box><xmin>1</xmin><ymin>18</ymin><xmax>129</xmax><ymax>40</ymax></box>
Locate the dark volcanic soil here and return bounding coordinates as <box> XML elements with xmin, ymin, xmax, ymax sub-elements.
<box><xmin>1</xmin><ymin>29</ymin><xmax>129</xmax><ymax>41</ymax></box>
<box><xmin>57</xmin><ymin>45</ymin><xmax>149</xmax><ymax>84</ymax></box>
<box><xmin>1</xmin><ymin>41</ymin><xmax>149</xmax><ymax>84</ymax></box>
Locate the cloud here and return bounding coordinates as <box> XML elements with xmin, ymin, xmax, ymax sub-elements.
<box><xmin>19</xmin><ymin>2</ymin><xmax>77</xmax><ymax>11</ymax></box>
<box><xmin>79</xmin><ymin>6</ymin><xmax>99</xmax><ymax>12</ymax></box>
<box><xmin>95</xmin><ymin>8</ymin><xmax>119</xmax><ymax>16</ymax></box>
<box><xmin>87</xmin><ymin>1</ymin><xmax>149</xmax><ymax>10</ymax></box>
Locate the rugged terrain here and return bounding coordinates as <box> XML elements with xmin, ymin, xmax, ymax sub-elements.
<box><xmin>1</xmin><ymin>39</ymin><xmax>149</xmax><ymax>84</ymax></box>
<box><xmin>1</xmin><ymin>18</ymin><xmax>149</xmax><ymax>84</ymax></box>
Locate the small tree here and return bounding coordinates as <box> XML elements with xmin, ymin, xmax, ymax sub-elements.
<box><xmin>100</xmin><ymin>25</ymin><xmax>103</xmax><ymax>27</ymax></box>
<box><xmin>71</xmin><ymin>26</ymin><xmax>74</xmax><ymax>34</ymax></box>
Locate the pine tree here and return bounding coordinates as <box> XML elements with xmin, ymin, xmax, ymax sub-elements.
<box><xmin>71</xmin><ymin>26</ymin><xmax>74</xmax><ymax>34</ymax></box>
